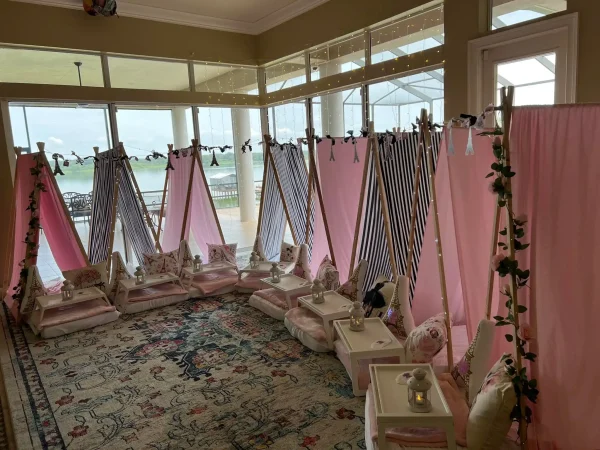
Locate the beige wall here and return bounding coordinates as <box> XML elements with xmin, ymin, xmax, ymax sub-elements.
<box><xmin>0</xmin><ymin>0</ymin><xmax>257</xmax><ymax>65</ymax></box>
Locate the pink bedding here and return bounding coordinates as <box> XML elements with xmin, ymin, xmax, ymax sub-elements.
<box><xmin>254</xmin><ymin>289</ymin><xmax>301</xmax><ymax>310</ymax></box>
<box><xmin>367</xmin><ymin>374</ymin><xmax>468</xmax><ymax>447</ymax></box>
<box><xmin>432</xmin><ymin>325</ymin><xmax>469</xmax><ymax>368</ymax></box>
<box><xmin>40</xmin><ymin>299</ymin><xmax>116</xmax><ymax>328</ymax></box>
<box><xmin>190</xmin><ymin>269</ymin><xmax>238</xmax><ymax>296</ymax></box>
<box><xmin>235</xmin><ymin>273</ymin><xmax>266</xmax><ymax>291</ymax></box>
<box><xmin>128</xmin><ymin>283</ymin><xmax>189</xmax><ymax>303</ymax></box>
<box><xmin>285</xmin><ymin>307</ymin><xmax>327</xmax><ymax>344</ymax></box>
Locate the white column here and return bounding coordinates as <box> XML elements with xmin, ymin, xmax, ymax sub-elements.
<box><xmin>320</xmin><ymin>62</ymin><xmax>345</xmax><ymax>137</ymax></box>
<box><xmin>171</xmin><ymin>107</ymin><xmax>190</xmax><ymax>148</ymax></box>
<box><xmin>231</xmin><ymin>108</ymin><xmax>255</xmax><ymax>222</ymax></box>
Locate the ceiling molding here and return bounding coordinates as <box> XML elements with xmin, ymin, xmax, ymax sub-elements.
<box><xmin>9</xmin><ymin>0</ymin><xmax>330</xmax><ymax>35</ymax></box>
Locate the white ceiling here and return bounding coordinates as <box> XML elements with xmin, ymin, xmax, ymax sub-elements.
<box><xmin>10</xmin><ymin>0</ymin><xmax>330</xmax><ymax>34</ymax></box>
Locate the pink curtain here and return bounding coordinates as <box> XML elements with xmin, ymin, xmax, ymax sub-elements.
<box><xmin>509</xmin><ymin>106</ymin><xmax>600</xmax><ymax>450</ymax></box>
<box><xmin>162</xmin><ymin>153</ymin><xmax>223</xmax><ymax>257</ymax></box>
<box><xmin>412</xmin><ymin>137</ymin><xmax>465</xmax><ymax>326</ymax></box>
<box><xmin>5</xmin><ymin>154</ymin><xmax>39</xmax><ymax>312</ymax></box>
<box><xmin>316</xmin><ymin>138</ymin><xmax>369</xmax><ymax>282</ymax></box>
<box><xmin>162</xmin><ymin>154</ymin><xmax>192</xmax><ymax>252</ymax></box>
<box><xmin>39</xmin><ymin>165</ymin><xmax>88</xmax><ymax>271</ymax></box>
<box><xmin>309</xmin><ymin>185</ymin><xmax>329</xmax><ymax>274</ymax></box>
<box><xmin>189</xmin><ymin>160</ymin><xmax>224</xmax><ymax>257</ymax></box>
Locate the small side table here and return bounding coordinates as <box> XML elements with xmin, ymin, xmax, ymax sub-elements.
<box><xmin>369</xmin><ymin>364</ymin><xmax>456</xmax><ymax>450</ymax></box>
<box><xmin>298</xmin><ymin>290</ymin><xmax>353</xmax><ymax>349</ymax></box>
<box><xmin>30</xmin><ymin>287</ymin><xmax>111</xmax><ymax>334</ymax></box>
<box><xmin>260</xmin><ymin>273</ymin><xmax>312</xmax><ymax>309</ymax></box>
<box><xmin>334</xmin><ymin>318</ymin><xmax>405</xmax><ymax>396</ymax></box>
<box><xmin>181</xmin><ymin>262</ymin><xmax>238</xmax><ymax>289</ymax></box>
<box><xmin>116</xmin><ymin>272</ymin><xmax>185</xmax><ymax>308</ymax></box>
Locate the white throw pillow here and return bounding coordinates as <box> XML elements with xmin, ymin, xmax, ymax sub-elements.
<box><xmin>207</xmin><ymin>243</ymin><xmax>237</xmax><ymax>265</ymax></box>
<box><xmin>451</xmin><ymin>319</ymin><xmax>496</xmax><ymax>404</ymax></box>
<box><xmin>19</xmin><ymin>266</ymin><xmax>48</xmax><ymax>316</ymax></box>
<box><xmin>178</xmin><ymin>240</ymin><xmax>194</xmax><ymax>270</ymax></box>
<box><xmin>62</xmin><ymin>260</ymin><xmax>109</xmax><ymax>293</ymax></box>
<box><xmin>108</xmin><ymin>252</ymin><xmax>132</xmax><ymax>300</ymax></box>
<box><xmin>467</xmin><ymin>353</ymin><xmax>517</xmax><ymax>449</ymax></box>
<box><xmin>291</xmin><ymin>243</ymin><xmax>312</xmax><ymax>281</ymax></box>
<box><xmin>279</xmin><ymin>241</ymin><xmax>299</xmax><ymax>263</ymax></box>
<box><xmin>316</xmin><ymin>255</ymin><xmax>340</xmax><ymax>291</ymax></box>
<box><xmin>336</xmin><ymin>259</ymin><xmax>367</xmax><ymax>303</ymax></box>
<box><xmin>404</xmin><ymin>313</ymin><xmax>448</xmax><ymax>363</ymax></box>
<box><xmin>143</xmin><ymin>250</ymin><xmax>179</xmax><ymax>275</ymax></box>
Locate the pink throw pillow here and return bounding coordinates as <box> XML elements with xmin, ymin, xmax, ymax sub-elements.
<box><xmin>405</xmin><ymin>313</ymin><xmax>449</xmax><ymax>363</ymax></box>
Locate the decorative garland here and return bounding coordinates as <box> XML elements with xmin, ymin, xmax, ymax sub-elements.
<box><xmin>481</xmin><ymin>127</ymin><xmax>539</xmax><ymax>439</ymax></box>
<box><xmin>12</xmin><ymin>155</ymin><xmax>46</xmax><ymax>310</ymax></box>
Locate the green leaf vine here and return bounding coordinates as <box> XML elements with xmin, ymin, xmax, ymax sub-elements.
<box><xmin>483</xmin><ymin>128</ymin><xmax>539</xmax><ymax>438</ymax></box>
<box><xmin>11</xmin><ymin>155</ymin><xmax>47</xmax><ymax>311</ymax></box>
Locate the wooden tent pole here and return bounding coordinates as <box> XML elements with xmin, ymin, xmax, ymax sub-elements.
<box><xmin>371</xmin><ymin>122</ymin><xmax>399</xmax><ymax>282</ymax></box>
<box><xmin>256</xmin><ymin>135</ymin><xmax>270</xmax><ymax>236</ymax></box>
<box><xmin>194</xmin><ymin>144</ymin><xmax>225</xmax><ymax>243</ymax></box>
<box><xmin>485</xmin><ymin>204</ymin><xmax>502</xmax><ymax>319</ymax></box>
<box><xmin>269</xmin><ymin>143</ymin><xmax>298</xmax><ymax>245</ymax></box>
<box><xmin>306</xmin><ymin>128</ymin><xmax>337</xmax><ymax>268</ymax></box>
<box><xmin>180</xmin><ymin>141</ymin><xmax>196</xmax><ymax>243</ymax></box>
<box><xmin>156</xmin><ymin>144</ymin><xmax>171</xmax><ymax>247</ymax></box>
<box><xmin>406</xmin><ymin>121</ymin><xmax>426</xmax><ymax>282</ymax></box>
<box><xmin>500</xmin><ymin>86</ymin><xmax>527</xmax><ymax>449</ymax></box>
<box><xmin>39</xmin><ymin>149</ymin><xmax>91</xmax><ymax>266</ymax></box>
<box><xmin>119</xmin><ymin>143</ymin><xmax>163</xmax><ymax>253</ymax></box>
<box><xmin>349</xmin><ymin>134</ymin><xmax>372</xmax><ymax>279</ymax></box>
<box><xmin>421</xmin><ymin>108</ymin><xmax>453</xmax><ymax>372</ymax></box>
<box><xmin>305</xmin><ymin>165</ymin><xmax>314</xmax><ymax>244</ymax></box>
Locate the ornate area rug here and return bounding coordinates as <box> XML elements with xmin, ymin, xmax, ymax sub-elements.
<box><xmin>0</xmin><ymin>294</ymin><xmax>366</xmax><ymax>450</ymax></box>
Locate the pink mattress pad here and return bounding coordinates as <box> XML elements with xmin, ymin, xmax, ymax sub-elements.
<box><xmin>191</xmin><ymin>269</ymin><xmax>238</xmax><ymax>296</ymax></box>
<box><xmin>285</xmin><ymin>307</ymin><xmax>327</xmax><ymax>343</ymax></box>
<box><xmin>128</xmin><ymin>283</ymin><xmax>188</xmax><ymax>303</ymax></box>
<box><xmin>235</xmin><ymin>273</ymin><xmax>266</xmax><ymax>290</ymax></box>
<box><xmin>254</xmin><ymin>288</ymin><xmax>301</xmax><ymax>310</ymax></box>
<box><xmin>40</xmin><ymin>298</ymin><xmax>116</xmax><ymax>328</ymax></box>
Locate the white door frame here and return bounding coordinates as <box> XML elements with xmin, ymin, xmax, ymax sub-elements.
<box><xmin>467</xmin><ymin>13</ymin><xmax>578</xmax><ymax>112</ymax></box>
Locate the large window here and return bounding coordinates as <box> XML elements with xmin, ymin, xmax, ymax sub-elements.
<box><xmin>369</xmin><ymin>69</ymin><xmax>444</xmax><ymax>132</ymax></box>
<box><xmin>313</xmin><ymin>88</ymin><xmax>363</xmax><ymax>137</ymax></box>
<box><xmin>309</xmin><ymin>33</ymin><xmax>365</xmax><ymax>81</ymax></box>
<box><xmin>265</xmin><ymin>55</ymin><xmax>306</xmax><ymax>93</ymax></box>
<box><xmin>109</xmin><ymin>57</ymin><xmax>190</xmax><ymax>91</ymax></box>
<box><xmin>496</xmin><ymin>53</ymin><xmax>556</xmax><ymax>106</ymax></box>
<box><xmin>371</xmin><ymin>4</ymin><xmax>444</xmax><ymax>65</ymax></box>
<box><xmin>194</xmin><ymin>64</ymin><xmax>258</xmax><ymax>95</ymax></box>
<box><xmin>0</xmin><ymin>47</ymin><xmax>103</xmax><ymax>87</ymax></box>
<box><xmin>9</xmin><ymin>103</ymin><xmax>117</xmax><ymax>281</ymax></box>
<box><xmin>491</xmin><ymin>0</ymin><xmax>566</xmax><ymax>29</ymax></box>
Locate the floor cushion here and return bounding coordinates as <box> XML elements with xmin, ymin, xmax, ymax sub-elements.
<box><xmin>40</xmin><ymin>310</ymin><xmax>121</xmax><ymax>339</ymax></box>
<box><xmin>284</xmin><ymin>307</ymin><xmax>328</xmax><ymax>353</ymax></box>
<box><xmin>235</xmin><ymin>273</ymin><xmax>266</xmax><ymax>292</ymax></box>
<box><xmin>39</xmin><ymin>298</ymin><xmax>116</xmax><ymax>328</ymax></box>
<box><xmin>191</xmin><ymin>269</ymin><xmax>239</xmax><ymax>296</ymax></box>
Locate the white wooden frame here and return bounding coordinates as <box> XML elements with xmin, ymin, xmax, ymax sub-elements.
<box><xmin>467</xmin><ymin>12</ymin><xmax>578</xmax><ymax>113</ymax></box>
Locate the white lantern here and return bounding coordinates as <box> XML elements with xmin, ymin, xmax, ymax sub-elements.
<box><xmin>311</xmin><ymin>280</ymin><xmax>325</xmax><ymax>304</ymax></box>
<box><xmin>270</xmin><ymin>262</ymin><xmax>281</xmax><ymax>283</ymax></box>
<box><xmin>407</xmin><ymin>368</ymin><xmax>432</xmax><ymax>413</ymax></box>
<box><xmin>193</xmin><ymin>255</ymin><xmax>203</xmax><ymax>272</ymax></box>
<box><xmin>134</xmin><ymin>266</ymin><xmax>146</xmax><ymax>285</ymax></box>
<box><xmin>349</xmin><ymin>301</ymin><xmax>365</xmax><ymax>331</ymax></box>
<box><xmin>61</xmin><ymin>280</ymin><xmax>74</xmax><ymax>301</ymax></box>
<box><xmin>250</xmin><ymin>251</ymin><xmax>260</xmax><ymax>269</ymax></box>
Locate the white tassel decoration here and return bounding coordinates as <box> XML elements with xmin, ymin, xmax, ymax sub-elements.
<box><xmin>447</xmin><ymin>121</ymin><xmax>455</xmax><ymax>156</ymax></box>
<box><xmin>466</xmin><ymin>127</ymin><xmax>475</xmax><ymax>155</ymax></box>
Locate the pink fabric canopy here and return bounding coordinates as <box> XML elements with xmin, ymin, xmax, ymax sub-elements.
<box><xmin>162</xmin><ymin>152</ymin><xmax>223</xmax><ymax>257</ymax></box>
<box><xmin>412</xmin><ymin>136</ymin><xmax>465</xmax><ymax>326</ymax></box>
<box><xmin>5</xmin><ymin>154</ymin><xmax>88</xmax><ymax>315</ymax></box>
<box><xmin>316</xmin><ymin>138</ymin><xmax>369</xmax><ymax>282</ymax></box>
<box><xmin>445</xmin><ymin>108</ymin><xmax>600</xmax><ymax>449</ymax></box>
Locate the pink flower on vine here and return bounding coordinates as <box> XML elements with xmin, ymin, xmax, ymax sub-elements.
<box><xmin>520</xmin><ymin>323</ymin><xmax>534</xmax><ymax>341</ymax></box>
<box><xmin>491</xmin><ymin>253</ymin><xmax>505</xmax><ymax>271</ymax></box>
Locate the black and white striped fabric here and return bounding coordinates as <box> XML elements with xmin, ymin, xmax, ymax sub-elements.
<box><xmin>358</xmin><ymin>133</ymin><xmax>442</xmax><ymax>301</ymax></box>
<box><xmin>270</xmin><ymin>144</ymin><xmax>314</xmax><ymax>255</ymax></box>
<box><xmin>258</xmin><ymin>156</ymin><xmax>287</xmax><ymax>260</ymax></box>
<box><xmin>117</xmin><ymin>159</ymin><xmax>156</xmax><ymax>263</ymax></box>
<box><xmin>88</xmin><ymin>149</ymin><xmax>156</xmax><ymax>265</ymax></box>
<box><xmin>89</xmin><ymin>149</ymin><xmax>120</xmax><ymax>264</ymax></box>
